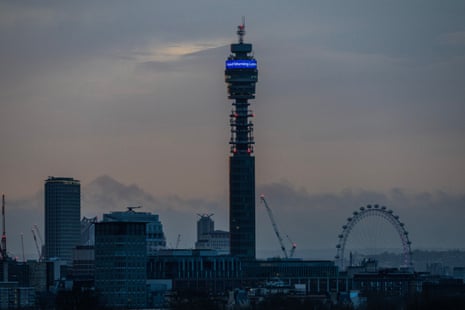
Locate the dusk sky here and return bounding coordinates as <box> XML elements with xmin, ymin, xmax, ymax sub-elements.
<box><xmin>1</xmin><ymin>1</ymin><xmax>464</xmax><ymax>259</ymax></box>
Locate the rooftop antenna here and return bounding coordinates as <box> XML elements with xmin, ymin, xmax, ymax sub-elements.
<box><xmin>127</xmin><ymin>206</ymin><xmax>142</xmax><ymax>212</ymax></box>
<box><xmin>197</xmin><ymin>213</ymin><xmax>214</xmax><ymax>219</ymax></box>
<box><xmin>237</xmin><ymin>16</ymin><xmax>246</xmax><ymax>43</ymax></box>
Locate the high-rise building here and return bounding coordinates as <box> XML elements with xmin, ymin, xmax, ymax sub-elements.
<box><xmin>44</xmin><ymin>177</ymin><xmax>81</xmax><ymax>263</ymax></box>
<box><xmin>94</xmin><ymin>221</ymin><xmax>147</xmax><ymax>308</ymax></box>
<box><xmin>195</xmin><ymin>214</ymin><xmax>230</xmax><ymax>254</ymax></box>
<box><xmin>103</xmin><ymin>208</ymin><xmax>166</xmax><ymax>255</ymax></box>
<box><xmin>196</xmin><ymin>214</ymin><xmax>214</xmax><ymax>241</ymax></box>
<box><xmin>80</xmin><ymin>216</ymin><xmax>97</xmax><ymax>246</ymax></box>
<box><xmin>225</xmin><ymin>21</ymin><xmax>258</xmax><ymax>259</ymax></box>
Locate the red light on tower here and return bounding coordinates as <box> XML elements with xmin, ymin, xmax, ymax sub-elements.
<box><xmin>227</xmin><ymin>19</ymin><xmax>258</xmax><ymax>259</ymax></box>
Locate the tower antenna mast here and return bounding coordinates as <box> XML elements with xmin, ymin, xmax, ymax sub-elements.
<box><xmin>1</xmin><ymin>194</ymin><xmax>7</xmax><ymax>259</ymax></box>
<box><xmin>237</xmin><ymin>17</ymin><xmax>246</xmax><ymax>43</ymax></box>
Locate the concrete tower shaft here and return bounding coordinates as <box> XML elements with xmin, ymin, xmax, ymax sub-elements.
<box><xmin>225</xmin><ymin>22</ymin><xmax>258</xmax><ymax>259</ymax></box>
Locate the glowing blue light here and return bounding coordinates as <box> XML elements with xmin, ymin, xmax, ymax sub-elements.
<box><xmin>225</xmin><ymin>59</ymin><xmax>257</xmax><ymax>69</ymax></box>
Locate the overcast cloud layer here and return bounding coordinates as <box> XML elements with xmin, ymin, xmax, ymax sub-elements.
<box><xmin>7</xmin><ymin>175</ymin><xmax>465</xmax><ymax>260</ymax></box>
<box><xmin>1</xmin><ymin>1</ymin><xmax>464</xmax><ymax>259</ymax></box>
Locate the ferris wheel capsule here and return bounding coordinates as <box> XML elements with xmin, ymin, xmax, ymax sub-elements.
<box><xmin>335</xmin><ymin>204</ymin><xmax>413</xmax><ymax>270</ymax></box>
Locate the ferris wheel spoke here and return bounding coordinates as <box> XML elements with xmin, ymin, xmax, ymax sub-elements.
<box><xmin>335</xmin><ymin>205</ymin><xmax>413</xmax><ymax>270</ymax></box>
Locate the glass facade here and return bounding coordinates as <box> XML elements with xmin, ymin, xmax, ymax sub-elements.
<box><xmin>103</xmin><ymin>210</ymin><xmax>166</xmax><ymax>255</ymax></box>
<box><xmin>95</xmin><ymin>222</ymin><xmax>147</xmax><ymax>308</ymax></box>
<box><xmin>229</xmin><ymin>156</ymin><xmax>255</xmax><ymax>258</ymax></box>
<box><xmin>44</xmin><ymin>177</ymin><xmax>80</xmax><ymax>263</ymax></box>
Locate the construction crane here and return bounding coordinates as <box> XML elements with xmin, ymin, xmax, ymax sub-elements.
<box><xmin>33</xmin><ymin>224</ymin><xmax>44</xmax><ymax>247</ymax></box>
<box><xmin>21</xmin><ymin>233</ymin><xmax>25</xmax><ymax>262</ymax></box>
<box><xmin>31</xmin><ymin>228</ymin><xmax>42</xmax><ymax>261</ymax></box>
<box><xmin>286</xmin><ymin>234</ymin><xmax>297</xmax><ymax>258</ymax></box>
<box><xmin>127</xmin><ymin>206</ymin><xmax>142</xmax><ymax>212</ymax></box>
<box><xmin>260</xmin><ymin>194</ymin><xmax>290</xmax><ymax>259</ymax></box>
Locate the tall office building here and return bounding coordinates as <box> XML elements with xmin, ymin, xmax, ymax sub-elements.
<box><xmin>103</xmin><ymin>208</ymin><xmax>166</xmax><ymax>255</ymax></box>
<box><xmin>195</xmin><ymin>214</ymin><xmax>230</xmax><ymax>254</ymax></box>
<box><xmin>196</xmin><ymin>214</ymin><xmax>214</xmax><ymax>241</ymax></box>
<box><xmin>225</xmin><ymin>22</ymin><xmax>258</xmax><ymax>259</ymax></box>
<box><xmin>44</xmin><ymin>177</ymin><xmax>81</xmax><ymax>263</ymax></box>
<box><xmin>94</xmin><ymin>221</ymin><xmax>147</xmax><ymax>308</ymax></box>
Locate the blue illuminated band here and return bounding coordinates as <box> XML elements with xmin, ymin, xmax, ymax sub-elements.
<box><xmin>225</xmin><ymin>59</ymin><xmax>257</xmax><ymax>69</ymax></box>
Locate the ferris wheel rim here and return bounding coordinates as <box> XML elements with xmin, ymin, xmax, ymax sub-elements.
<box><xmin>335</xmin><ymin>204</ymin><xmax>412</xmax><ymax>270</ymax></box>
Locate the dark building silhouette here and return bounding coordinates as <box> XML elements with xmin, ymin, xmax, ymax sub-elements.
<box><xmin>225</xmin><ymin>21</ymin><xmax>258</xmax><ymax>259</ymax></box>
<box><xmin>196</xmin><ymin>214</ymin><xmax>214</xmax><ymax>241</ymax></box>
<box><xmin>195</xmin><ymin>214</ymin><xmax>230</xmax><ymax>253</ymax></box>
<box><xmin>44</xmin><ymin>177</ymin><xmax>81</xmax><ymax>263</ymax></box>
<box><xmin>94</xmin><ymin>221</ymin><xmax>147</xmax><ymax>308</ymax></box>
<box><xmin>103</xmin><ymin>208</ymin><xmax>166</xmax><ymax>255</ymax></box>
<box><xmin>80</xmin><ymin>216</ymin><xmax>97</xmax><ymax>246</ymax></box>
<box><xmin>148</xmin><ymin>249</ymin><xmax>242</xmax><ymax>293</ymax></box>
<box><xmin>72</xmin><ymin>245</ymin><xmax>95</xmax><ymax>289</ymax></box>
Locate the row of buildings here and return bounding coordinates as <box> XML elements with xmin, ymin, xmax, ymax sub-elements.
<box><xmin>1</xmin><ymin>176</ymin><xmax>234</xmax><ymax>308</ymax></box>
<box><xmin>1</xmin><ymin>176</ymin><xmax>464</xmax><ymax>309</ymax></box>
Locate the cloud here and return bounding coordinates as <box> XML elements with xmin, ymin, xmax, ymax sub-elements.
<box><xmin>135</xmin><ymin>44</ymin><xmax>228</xmax><ymax>75</ymax></box>
<box><xmin>255</xmin><ymin>182</ymin><xmax>465</xmax><ymax>258</ymax></box>
<box><xmin>82</xmin><ymin>175</ymin><xmax>160</xmax><ymax>213</ymax></box>
<box><xmin>82</xmin><ymin>175</ymin><xmax>227</xmax><ymax>248</ymax></box>
<box><xmin>137</xmin><ymin>60</ymin><xmax>183</xmax><ymax>73</ymax></box>
<box><xmin>2</xmin><ymin>0</ymin><xmax>465</xmax><ymax>199</ymax></box>
<box><xmin>1</xmin><ymin>1</ymin><xmax>465</xmax><ymax>260</ymax></box>
<box><xmin>5</xmin><ymin>175</ymin><xmax>464</xmax><ymax>261</ymax></box>
<box><xmin>140</xmin><ymin>40</ymin><xmax>229</xmax><ymax>62</ymax></box>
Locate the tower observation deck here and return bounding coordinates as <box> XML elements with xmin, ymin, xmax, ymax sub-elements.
<box><xmin>225</xmin><ymin>21</ymin><xmax>258</xmax><ymax>259</ymax></box>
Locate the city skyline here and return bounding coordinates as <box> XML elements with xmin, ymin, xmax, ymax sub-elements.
<box><xmin>5</xmin><ymin>174</ymin><xmax>465</xmax><ymax>261</ymax></box>
<box><xmin>1</xmin><ymin>1</ymin><xmax>464</xmax><ymax>259</ymax></box>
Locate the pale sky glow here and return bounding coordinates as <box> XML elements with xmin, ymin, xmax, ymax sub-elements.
<box><xmin>1</xmin><ymin>1</ymin><xmax>464</xmax><ymax>259</ymax></box>
<box><xmin>135</xmin><ymin>39</ymin><xmax>229</xmax><ymax>63</ymax></box>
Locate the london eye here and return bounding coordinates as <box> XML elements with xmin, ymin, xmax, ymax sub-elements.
<box><xmin>335</xmin><ymin>204</ymin><xmax>413</xmax><ymax>270</ymax></box>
